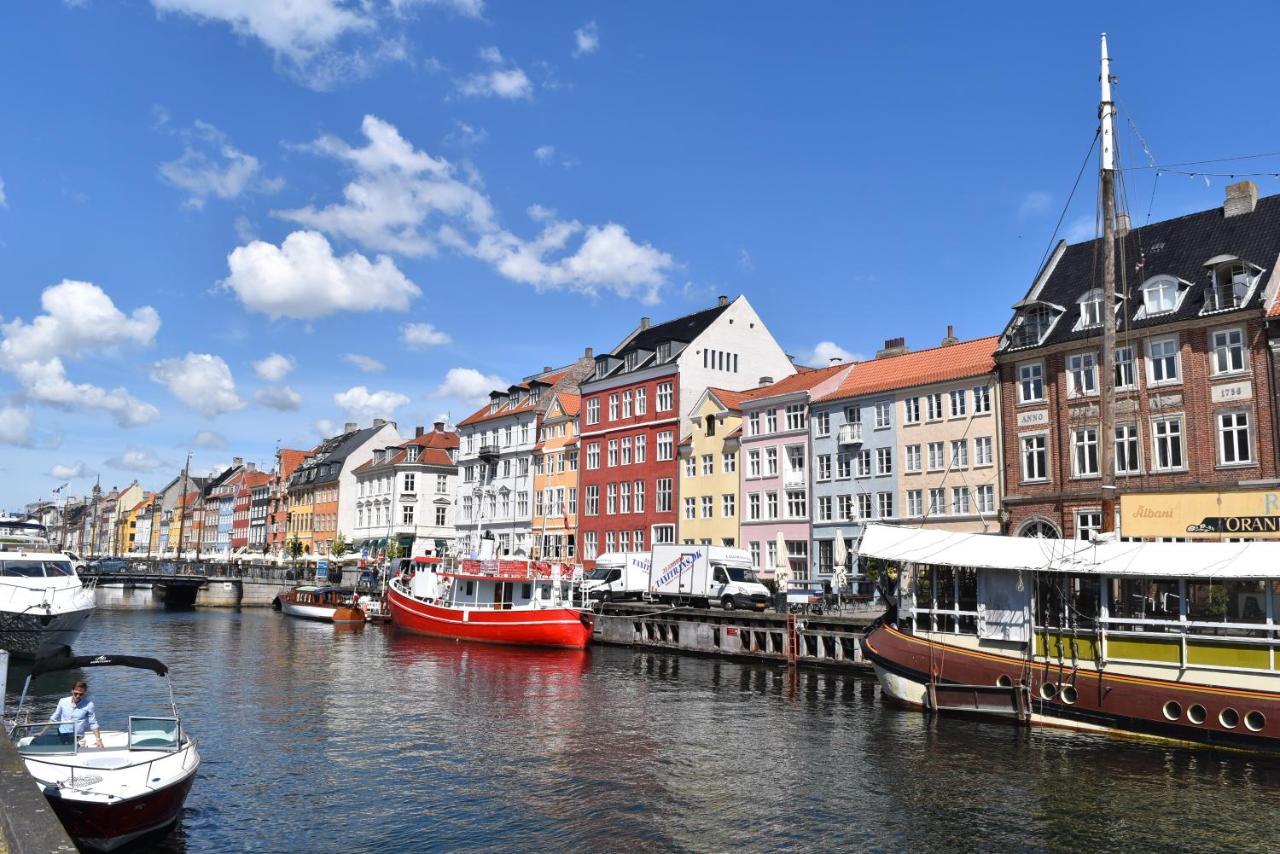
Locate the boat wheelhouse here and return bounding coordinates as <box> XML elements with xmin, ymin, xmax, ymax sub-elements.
<box><xmin>859</xmin><ymin>522</ymin><xmax>1280</xmax><ymax>749</ymax></box>
<box><xmin>386</xmin><ymin>558</ymin><xmax>592</xmax><ymax>649</ymax></box>
<box><xmin>0</xmin><ymin>521</ymin><xmax>96</xmax><ymax>657</ymax></box>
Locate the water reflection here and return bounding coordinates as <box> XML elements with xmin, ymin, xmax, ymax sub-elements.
<box><xmin>7</xmin><ymin>610</ymin><xmax>1280</xmax><ymax>852</ymax></box>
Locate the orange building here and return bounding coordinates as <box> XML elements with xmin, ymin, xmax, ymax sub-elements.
<box><xmin>531</xmin><ymin>391</ymin><xmax>581</xmax><ymax>560</ymax></box>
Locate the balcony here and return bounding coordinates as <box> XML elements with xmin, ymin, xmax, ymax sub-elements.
<box><xmin>1204</xmin><ymin>282</ymin><xmax>1247</xmax><ymax>313</ymax></box>
<box><xmin>783</xmin><ymin>469</ymin><xmax>807</xmax><ymax>488</ymax></box>
<box><xmin>478</xmin><ymin>444</ymin><xmax>500</xmax><ymax>462</ymax></box>
<box><xmin>838</xmin><ymin>424</ymin><xmax>863</xmax><ymax>445</ymax></box>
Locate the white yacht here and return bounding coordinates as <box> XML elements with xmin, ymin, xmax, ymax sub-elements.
<box><xmin>0</xmin><ymin>519</ymin><xmax>95</xmax><ymax>657</ymax></box>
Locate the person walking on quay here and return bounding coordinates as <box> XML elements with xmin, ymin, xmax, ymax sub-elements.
<box><xmin>50</xmin><ymin>680</ymin><xmax>104</xmax><ymax>748</ymax></box>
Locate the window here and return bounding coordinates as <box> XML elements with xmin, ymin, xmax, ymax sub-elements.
<box><xmin>1147</xmin><ymin>336</ymin><xmax>1180</xmax><ymax>385</ymax></box>
<box><xmin>952</xmin><ymin>487</ymin><xmax>970</xmax><ymax>515</ymax></box>
<box><xmin>1076</xmin><ymin>510</ymin><xmax>1102</xmax><ymax>542</ymax></box>
<box><xmin>875</xmin><ymin>402</ymin><xmax>891</xmax><ymax>429</ymax></box>
<box><xmin>976</xmin><ymin>485</ymin><xmax>995</xmax><ymax>514</ymax></box>
<box><xmin>766</xmin><ymin>492</ymin><xmax>779</xmax><ymax>519</ymax></box>
<box><xmin>587</xmin><ymin>443</ymin><xmax>600</xmax><ymax>470</ymax></box>
<box><xmin>722</xmin><ymin>494</ymin><xmax>735</xmax><ymax>517</ymax></box>
<box><xmin>1218</xmin><ymin>411</ymin><xmax>1252</xmax><ymax>465</ymax></box>
<box><xmin>722</xmin><ymin>451</ymin><xmax>735</xmax><ymax>473</ymax></box>
<box><xmin>817</xmin><ymin>495</ymin><xmax>832</xmax><ymax>521</ymax></box>
<box><xmin>1079</xmin><ymin>288</ymin><xmax>1103</xmax><ymax>327</ymax></box>
<box><xmin>657</xmin><ymin>382</ymin><xmax>673</xmax><ymax>412</ymax></box>
<box><xmin>517</xmin><ymin>492</ymin><xmax>529</xmax><ymax>516</ymax></box>
<box><xmin>748</xmin><ymin>493</ymin><xmax>761</xmax><ymax>521</ymax></box>
<box><xmin>656</xmin><ymin>478</ymin><xmax>673</xmax><ymax>512</ymax></box>
<box><xmin>926</xmin><ymin>393</ymin><xmax>943</xmax><ymax>420</ymax></box>
<box><xmin>622</xmin><ymin>391</ymin><xmax>632</xmax><ymax>418</ymax></box>
<box><xmin>607</xmin><ymin>440</ymin><xmax>619</xmax><ymax>467</ymax></box>
<box><xmin>619</xmin><ymin>530</ymin><xmax>631</xmax><ymax>552</ymax></box>
<box><xmin>973</xmin><ymin>385</ymin><xmax>991</xmax><ymax>414</ymax></box>
<box><xmin>786</xmin><ymin>490</ymin><xmax>807</xmax><ymax>518</ymax></box>
<box><xmin>1011</xmin><ymin>305</ymin><xmax>1058</xmax><ymax>347</ymax></box>
<box><xmin>905</xmin><ymin>445</ymin><xmax>921</xmax><ymax>472</ymax></box>
<box><xmin>1018</xmin><ymin>363</ymin><xmax>1044</xmax><ymax>404</ymax></box>
<box><xmin>608</xmin><ymin>394</ymin><xmax>619</xmax><ymax>421</ymax></box>
<box><xmin>608</xmin><ymin>484</ymin><xmax>618</xmax><ymax>515</ymax></box>
<box><xmin>1212</xmin><ymin>328</ymin><xmax>1246</xmax><ymax>375</ymax></box>
<box><xmin>876</xmin><ymin>447</ymin><xmax>893</xmax><ymax>476</ymax></box>
<box><xmin>857</xmin><ymin>494</ymin><xmax>873</xmax><ymax>520</ymax></box>
<box><xmin>928</xmin><ymin>487</ymin><xmax>946</xmax><ymax>515</ymax></box>
<box><xmin>786</xmin><ymin>404</ymin><xmax>807</xmax><ymax>431</ymax></box>
<box><xmin>765</xmin><ymin>447</ymin><xmax>778</xmax><ymax>476</ymax></box>
<box><xmin>1206</xmin><ymin>262</ymin><xmax>1251</xmax><ymax>312</ymax></box>
<box><xmin>1114</xmin><ymin>346</ymin><xmax>1136</xmax><ymax>389</ymax></box>
<box><xmin>635</xmin><ymin>387</ymin><xmax>647</xmax><ymax>415</ymax></box>
<box><xmin>1101</xmin><ymin>424</ymin><xmax>1138</xmax><ymax>478</ymax></box>
<box><xmin>747</xmin><ymin>450</ymin><xmax>761</xmax><ymax>477</ymax></box>
<box><xmin>704</xmin><ymin>415</ymin><xmax>716</xmax><ymax>437</ymax></box>
<box><xmin>927</xmin><ymin>442</ymin><xmax>945</xmax><ymax>471</ymax></box>
<box><xmin>974</xmin><ymin>436</ymin><xmax>993</xmax><ymax>466</ymax></box>
<box><xmin>634</xmin><ymin>481</ymin><xmax>644</xmax><ymax>513</ymax></box>
<box><xmin>750</xmin><ymin>542</ymin><xmax>760</xmax><ymax>568</ymax></box>
<box><xmin>621</xmin><ymin>438</ymin><xmax>632</xmax><ymax>465</ymax></box>
<box><xmin>1021</xmin><ymin>434</ymin><xmax>1048</xmax><ymax>481</ymax></box>
<box><xmin>837</xmin><ymin>495</ymin><xmax>853</xmax><ymax>521</ymax></box>
<box><xmin>1072</xmin><ymin>427</ymin><xmax>1099</xmax><ymax>477</ymax></box>
<box><xmin>635</xmin><ymin>435</ymin><xmax>646</xmax><ymax>463</ymax></box>
<box><xmin>877</xmin><ymin>492</ymin><xmax>893</xmax><ymax>518</ymax></box>
<box><xmin>855</xmin><ymin>449</ymin><xmax>871</xmax><ymax>478</ymax></box>
<box><xmin>836</xmin><ymin>452</ymin><xmax>852</xmax><ymax>479</ymax></box>
<box><xmin>605</xmin><ymin>531</ymin><xmax>616</xmax><ymax>553</ymax></box>
<box><xmin>845</xmin><ymin>406</ymin><xmax>861</xmax><ymax>425</ymax></box>
<box><xmin>1067</xmin><ymin>352</ymin><xmax>1098</xmax><ymax>397</ymax></box>
<box><xmin>766</xmin><ymin>410</ymin><xmax>778</xmax><ymax>433</ymax></box>
<box><xmin>701</xmin><ymin>496</ymin><xmax>714</xmax><ymax>518</ymax></box>
<box><xmin>1152</xmin><ymin>417</ymin><xmax>1185</xmax><ymax>471</ymax></box>
<box><xmin>814</xmin><ymin>412</ymin><xmax>830</xmax><ymax>436</ymax></box>
<box><xmin>684</xmin><ymin>456</ymin><xmax>697</xmax><ymax>478</ymax></box>
<box><xmin>903</xmin><ymin>397</ymin><xmax>921</xmax><ymax>424</ymax></box>
<box><xmin>1141</xmin><ymin>276</ymin><xmax>1179</xmax><ymax>315</ymax></box>
<box><xmin>906</xmin><ymin>490</ymin><xmax>923</xmax><ymax>517</ymax></box>
<box><xmin>949</xmin><ymin>390</ymin><xmax>967</xmax><ymax>418</ymax></box>
<box><xmin>635</xmin><ymin>529</ymin><xmax>645</xmax><ymax>550</ymax></box>
<box><xmin>569</xmin><ymin>487</ymin><xmax>578</xmax><ymax>514</ymax></box>
<box><xmin>620</xmin><ymin>482</ymin><xmax>632</xmax><ymax>514</ymax></box>
<box><xmin>583</xmin><ymin>532</ymin><xmax>598</xmax><ymax>560</ymax></box>
<box><xmin>747</xmin><ymin>412</ymin><xmax>760</xmax><ymax>436</ymax></box>
<box><xmin>657</xmin><ymin>432</ymin><xmax>674</xmax><ymax>460</ymax></box>
<box><xmin>702</xmin><ymin>454</ymin><xmax>714</xmax><ymax>476</ymax></box>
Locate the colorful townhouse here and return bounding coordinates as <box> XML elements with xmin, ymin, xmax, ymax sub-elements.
<box><xmin>531</xmin><ymin>392</ymin><xmax>582</xmax><ymax>561</ymax></box>
<box><xmin>678</xmin><ymin>388</ymin><xmax>750</xmax><ymax>547</ymax></box>
<box><xmin>997</xmin><ymin>181</ymin><xmax>1280</xmax><ymax>540</ymax></box>
<box><xmin>248</xmin><ymin>478</ymin><xmax>270</xmax><ymax>554</ymax></box>
<box><xmin>231</xmin><ymin>468</ymin><xmax>270</xmax><ymax>556</ymax></box>
<box><xmin>738</xmin><ymin>363</ymin><xmax>855</xmax><ymax>578</ymax></box>
<box><xmin>269</xmin><ymin>449</ymin><xmax>307</xmax><ymax>558</ymax></box>
<box><xmin>578</xmin><ymin>296</ymin><xmax>796</xmax><ymax>564</ymax></box>
<box><xmin>352</xmin><ymin>422</ymin><xmax>460</xmax><ymax>559</ymax></box>
<box><xmin>455</xmin><ymin>355</ymin><xmax>595</xmax><ymax>559</ymax></box>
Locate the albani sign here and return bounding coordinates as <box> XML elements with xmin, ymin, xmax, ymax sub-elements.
<box><xmin>1120</xmin><ymin>491</ymin><xmax>1280</xmax><ymax>539</ymax></box>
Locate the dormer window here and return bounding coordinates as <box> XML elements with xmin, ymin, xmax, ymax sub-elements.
<box><xmin>1139</xmin><ymin>275</ymin><xmax>1182</xmax><ymax>317</ymax></box>
<box><xmin>595</xmin><ymin>360</ymin><xmax>610</xmax><ymax>380</ymax></box>
<box><xmin>488</xmin><ymin>399</ymin><xmax>499</xmax><ymax>414</ymax></box>
<box><xmin>1204</xmin><ymin>257</ymin><xmax>1258</xmax><ymax>313</ymax></box>
<box><xmin>406</xmin><ymin>447</ymin><xmax>419</xmax><ymax>463</ymax></box>
<box><xmin>530</xmin><ymin>386</ymin><xmax>540</xmax><ymax>403</ymax></box>
<box><xmin>625</xmin><ymin>350</ymin><xmax>640</xmax><ymax>371</ymax></box>
<box><xmin>1009</xmin><ymin>304</ymin><xmax>1060</xmax><ymax>348</ymax></box>
<box><xmin>657</xmin><ymin>341</ymin><xmax>671</xmax><ymax>363</ymax></box>
<box><xmin>1078</xmin><ymin>289</ymin><xmax>1103</xmax><ymax>328</ymax></box>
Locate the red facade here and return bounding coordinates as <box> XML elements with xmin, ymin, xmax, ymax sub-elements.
<box><xmin>577</xmin><ymin>370</ymin><xmax>682</xmax><ymax>564</ymax></box>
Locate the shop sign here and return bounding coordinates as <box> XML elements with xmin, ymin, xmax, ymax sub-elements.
<box><xmin>1120</xmin><ymin>491</ymin><xmax>1280</xmax><ymax>538</ymax></box>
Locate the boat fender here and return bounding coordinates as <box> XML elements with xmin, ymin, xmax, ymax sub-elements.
<box><xmin>578</xmin><ymin>612</ymin><xmax>594</xmax><ymax>628</ymax></box>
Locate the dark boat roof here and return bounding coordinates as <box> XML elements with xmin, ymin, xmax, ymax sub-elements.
<box><xmin>31</xmin><ymin>653</ymin><xmax>168</xmax><ymax>677</ymax></box>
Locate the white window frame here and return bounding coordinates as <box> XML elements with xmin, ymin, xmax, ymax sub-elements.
<box><xmin>1151</xmin><ymin>415</ymin><xmax>1186</xmax><ymax>472</ymax></box>
<box><xmin>1066</xmin><ymin>351</ymin><xmax>1098</xmax><ymax>398</ymax></box>
<box><xmin>1146</xmin><ymin>335</ymin><xmax>1181</xmax><ymax>387</ymax></box>
<box><xmin>1020</xmin><ymin>432</ymin><xmax>1049</xmax><ymax>483</ymax></box>
<box><xmin>903</xmin><ymin>397</ymin><xmax>921</xmax><ymax>424</ymax></box>
<box><xmin>1217</xmin><ymin>409</ymin><xmax>1253</xmax><ymax>466</ymax></box>
<box><xmin>1211</xmin><ymin>327</ymin><xmax>1247</xmax><ymax>376</ymax></box>
<box><xmin>1114</xmin><ymin>345</ymin><xmax>1137</xmax><ymax>390</ymax></box>
<box><xmin>1114</xmin><ymin>423</ymin><xmax>1141</xmax><ymax>476</ymax></box>
<box><xmin>1071</xmin><ymin>426</ymin><xmax>1099</xmax><ymax>478</ymax></box>
<box><xmin>1017</xmin><ymin>362</ymin><xmax>1044</xmax><ymax>404</ymax></box>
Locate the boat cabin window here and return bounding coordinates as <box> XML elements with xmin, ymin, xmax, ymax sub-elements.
<box><xmin>910</xmin><ymin>565</ymin><xmax>979</xmax><ymax>634</ymax></box>
<box><xmin>1187</xmin><ymin>579</ymin><xmax>1267</xmax><ymax>634</ymax></box>
<box><xmin>1034</xmin><ymin>575</ymin><xmax>1099</xmax><ymax>629</ymax></box>
<box><xmin>0</xmin><ymin>560</ymin><xmax>46</xmax><ymax>577</ymax></box>
<box><xmin>1107</xmin><ymin>577</ymin><xmax>1180</xmax><ymax>628</ymax></box>
<box><xmin>44</xmin><ymin>561</ymin><xmax>74</xmax><ymax>576</ymax></box>
<box><xmin>521</xmin><ymin>583</ymin><xmax>532</xmax><ymax>599</ymax></box>
<box><xmin>465</xmin><ymin>581</ymin><xmax>475</xmax><ymax>597</ymax></box>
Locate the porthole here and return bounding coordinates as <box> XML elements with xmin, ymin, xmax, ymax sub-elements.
<box><xmin>1039</xmin><ymin>683</ymin><xmax>1057</xmax><ymax>700</ymax></box>
<box><xmin>1220</xmin><ymin>708</ymin><xmax>1240</xmax><ymax>729</ymax></box>
<box><xmin>1245</xmin><ymin>711</ymin><xmax>1266</xmax><ymax>732</ymax></box>
<box><xmin>1061</xmin><ymin>685</ymin><xmax>1078</xmax><ymax>705</ymax></box>
<box><xmin>1162</xmin><ymin>701</ymin><xmax>1182</xmax><ymax>721</ymax></box>
<box><xmin>996</xmin><ymin>675</ymin><xmax>1013</xmax><ymax>688</ymax></box>
<box><xmin>1187</xmin><ymin>704</ymin><xmax>1206</xmax><ymax>725</ymax></box>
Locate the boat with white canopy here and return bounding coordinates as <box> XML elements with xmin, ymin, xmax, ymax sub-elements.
<box><xmin>0</xmin><ymin>518</ymin><xmax>95</xmax><ymax>656</ymax></box>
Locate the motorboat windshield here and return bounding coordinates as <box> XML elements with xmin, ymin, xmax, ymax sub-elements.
<box><xmin>0</xmin><ymin>559</ymin><xmax>75</xmax><ymax>577</ymax></box>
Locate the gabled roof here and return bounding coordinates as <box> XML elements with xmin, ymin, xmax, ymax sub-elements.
<box><xmin>623</xmin><ymin>302</ymin><xmax>730</xmax><ymax>352</ymax></box>
<box><xmin>817</xmin><ymin>336</ymin><xmax>998</xmax><ymax>403</ymax></box>
<box><xmin>289</xmin><ymin>425</ymin><xmax>385</xmax><ymax>487</ymax></box>
<box><xmin>457</xmin><ymin>365</ymin><xmax>569</xmax><ymax>428</ymax></box>
<box><xmin>705</xmin><ymin>387</ymin><xmax>750</xmax><ymax>411</ymax></box>
<box><xmin>738</xmin><ymin>361</ymin><xmax>854</xmax><ymax>405</ymax></box>
<box><xmin>550</xmin><ymin>391</ymin><xmax>581</xmax><ymax>418</ymax></box>
<box><xmin>1003</xmin><ymin>192</ymin><xmax>1280</xmax><ymax>351</ymax></box>
<box><xmin>352</xmin><ymin>429</ymin><xmax>459</xmax><ymax>473</ymax></box>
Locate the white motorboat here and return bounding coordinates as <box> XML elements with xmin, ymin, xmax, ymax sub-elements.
<box><xmin>0</xmin><ymin>520</ymin><xmax>95</xmax><ymax>657</ymax></box>
<box><xmin>9</xmin><ymin>653</ymin><xmax>201</xmax><ymax>851</ymax></box>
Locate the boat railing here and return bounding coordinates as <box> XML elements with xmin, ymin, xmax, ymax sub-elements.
<box><xmin>457</xmin><ymin>559</ymin><xmax>579</xmax><ymax>580</ymax></box>
<box><xmin>0</xmin><ymin>578</ymin><xmax>94</xmax><ymax>610</ymax></box>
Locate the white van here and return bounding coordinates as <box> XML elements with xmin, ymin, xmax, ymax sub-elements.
<box><xmin>648</xmin><ymin>545</ymin><xmax>770</xmax><ymax>610</ymax></box>
<box><xmin>582</xmin><ymin>552</ymin><xmax>650</xmax><ymax>602</ymax></box>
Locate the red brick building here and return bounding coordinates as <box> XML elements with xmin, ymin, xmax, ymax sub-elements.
<box><xmin>268</xmin><ymin>448</ymin><xmax>308</xmax><ymax>557</ymax></box>
<box><xmin>996</xmin><ymin>182</ymin><xmax>1280</xmax><ymax>540</ymax></box>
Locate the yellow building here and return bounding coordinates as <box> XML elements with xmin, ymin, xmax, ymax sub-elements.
<box><xmin>532</xmin><ymin>392</ymin><xmax>581</xmax><ymax>561</ymax></box>
<box><xmin>678</xmin><ymin>388</ymin><xmax>747</xmax><ymax>546</ymax></box>
<box><xmin>112</xmin><ymin>482</ymin><xmax>144</xmax><ymax>556</ymax></box>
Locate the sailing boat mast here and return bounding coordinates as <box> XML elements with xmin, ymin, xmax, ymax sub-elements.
<box><xmin>1099</xmin><ymin>33</ymin><xmax>1118</xmax><ymax>534</ymax></box>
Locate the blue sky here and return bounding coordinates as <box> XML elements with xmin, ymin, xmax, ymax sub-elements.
<box><xmin>5</xmin><ymin>1</ymin><xmax>1280</xmax><ymax>509</ymax></box>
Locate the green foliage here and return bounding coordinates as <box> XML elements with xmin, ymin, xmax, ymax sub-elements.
<box><xmin>332</xmin><ymin>533</ymin><xmax>349</xmax><ymax>557</ymax></box>
<box><xmin>287</xmin><ymin>536</ymin><xmax>303</xmax><ymax>560</ymax></box>
<box><xmin>386</xmin><ymin>541</ymin><xmax>402</xmax><ymax>561</ymax></box>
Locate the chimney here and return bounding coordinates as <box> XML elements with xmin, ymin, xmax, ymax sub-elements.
<box><xmin>433</xmin><ymin>420</ymin><xmax>445</xmax><ymax>433</ymax></box>
<box><xmin>1225</xmin><ymin>180</ymin><xmax>1259</xmax><ymax>218</ymax></box>
<box><xmin>876</xmin><ymin>337</ymin><xmax>909</xmax><ymax>359</ymax></box>
<box><xmin>941</xmin><ymin>325</ymin><xmax>959</xmax><ymax>347</ymax></box>
<box><xmin>584</xmin><ymin>346</ymin><xmax>594</xmax><ymax>358</ymax></box>
<box><xmin>373</xmin><ymin>418</ymin><xmax>387</xmax><ymax>429</ymax></box>
<box><xmin>543</xmin><ymin>366</ymin><xmax>552</xmax><ymax>372</ymax></box>
<box><xmin>246</xmin><ymin>462</ymin><xmax>256</xmax><ymax>472</ymax></box>
<box><xmin>639</xmin><ymin>316</ymin><xmax>651</xmax><ymax>330</ymax></box>
<box><xmin>1116</xmin><ymin>211</ymin><xmax>1131</xmax><ymax>236</ymax></box>
<box><xmin>415</xmin><ymin>425</ymin><xmax>425</xmax><ymax>438</ymax></box>
<box><xmin>344</xmin><ymin>421</ymin><xmax>357</xmax><ymax>433</ymax></box>
<box><xmin>758</xmin><ymin>376</ymin><xmax>774</xmax><ymax>386</ymax></box>
<box><xmin>717</xmin><ymin>295</ymin><xmax>730</xmax><ymax>307</ymax></box>
<box><xmin>232</xmin><ymin>456</ymin><xmax>243</xmax><ymax>467</ymax></box>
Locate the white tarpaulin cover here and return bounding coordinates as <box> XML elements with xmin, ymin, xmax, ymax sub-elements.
<box><xmin>858</xmin><ymin>523</ymin><xmax>1280</xmax><ymax>579</ymax></box>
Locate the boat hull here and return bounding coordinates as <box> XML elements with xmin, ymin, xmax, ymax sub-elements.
<box><xmin>45</xmin><ymin>761</ymin><xmax>196</xmax><ymax>852</ymax></box>
<box><xmin>0</xmin><ymin>606</ymin><xmax>93</xmax><ymax>657</ymax></box>
<box><xmin>280</xmin><ymin>601</ymin><xmax>363</xmax><ymax>623</ymax></box>
<box><xmin>862</xmin><ymin>622</ymin><xmax>1280</xmax><ymax>750</ymax></box>
<box><xmin>387</xmin><ymin>584</ymin><xmax>592</xmax><ymax>649</ymax></box>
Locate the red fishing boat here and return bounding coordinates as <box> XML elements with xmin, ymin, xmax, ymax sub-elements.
<box><xmin>386</xmin><ymin>558</ymin><xmax>593</xmax><ymax>649</ymax></box>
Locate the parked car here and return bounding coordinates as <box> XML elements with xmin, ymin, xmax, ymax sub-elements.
<box><xmin>63</xmin><ymin>552</ymin><xmax>88</xmax><ymax>573</ymax></box>
<box><xmin>86</xmin><ymin>558</ymin><xmax>130</xmax><ymax>573</ymax></box>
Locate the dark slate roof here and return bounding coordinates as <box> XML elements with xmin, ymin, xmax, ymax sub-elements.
<box><xmin>1000</xmin><ymin>193</ymin><xmax>1280</xmax><ymax>352</ymax></box>
<box><xmin>289</xmin><ymin>426</ymin><xmax>381</xmax><ymax>488</ymax></box>
<box><xmin>625</xmin><ymin>302</ymin><xmax>729</xmax><ymax>352</ymax></box>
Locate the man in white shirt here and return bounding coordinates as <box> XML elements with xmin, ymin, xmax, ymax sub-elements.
<box><xmin>50</xmin><ymin>680</ymin><xmax>104</xmax><ymax>747</ymax></box>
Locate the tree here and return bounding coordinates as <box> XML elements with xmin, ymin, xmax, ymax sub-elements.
<box><xmin>332</xmin><ymin>533</ymin><xmax>349</xmax><ymax>557</ymax></box>
<box><xmin>287</xmin><ymin>536</ymin><xmax>303</xmax><ymax>564</ymax></box>
<box><xmin>385</xmin><ymin>540</ymin><xmax>402</xmax><ymax>563</ymax></box>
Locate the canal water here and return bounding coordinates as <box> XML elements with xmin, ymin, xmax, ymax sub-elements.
<box><xmin>7</xmin><ymin>608</ymin><xmax>1280</xmax><ymax>852</ymax></box>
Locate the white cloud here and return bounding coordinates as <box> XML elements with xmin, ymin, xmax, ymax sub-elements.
<box><xmin>334</xmin><ymin>385</ymin><xmax>410</xmax><ymax>421</ymax></box>
<box><xmin>279</xmin><ymin>115</ymin><xmax>675</xmax><ymax>301</ymax></box>
<box><xmin>391</xmin><ymin>0</ymin><xmax>484</xmax><ymax>17</ymax></box>
<box><xmin>314</xmin><ymin>418</ymin><xmax>337</xmax><ymax>438</ymax></box>
<box><xmin>432</xmin><ymin>367</ymin><xmax>506</xmax><ymax>406</ymax></box>
<box><xmin>738</xmin><ymin>248</ymin><xmax>754</xmax><ymax>272</ymax></box>
<box><xmin>194</xmin><ymin>429</ymin><xmax>225</xmax><ymax>448</ymax></box>
<box><xmin>49</xmin><ymin>461</ymin><xmax>92</xmax><ymax>479</ymax></box>
<box><xmin>534</xmin><ymin>144</ymin><xmax>555</xmax><ymax>164</ymax></box>
<box><xmin>223</xmin><ymin>230</ymin><xmax>421</xmax><ymax>319</ymax></box>
<box><xmin>255</xmin><ymin>385</ymin><xmax>303</xmax><ymax>410</ymax></box>
<box><xmin>159</xmin><ymin>120</ymin><xmax>282</xmax><ymax>209</ymax></box>
<box><xmin>253</xmin><ymin>352</ymin><xmax>294</xmax><ymax>381</ymax></box>
<box><xmin>477</xmin><ymin>45</ymin><xmax>503</xmax><ymax>63</ymax></box>
<box><xmin>0</xmin><ymin>280</ymin><xmax>161</xmax><ymax>426</ymax></box>
<box><xmin>444</xmin><ymin>121</ymin><xmax>487</xmax><ymax>147</ymax></box>
<box><xmin>401</xmin><ymin>322</ymin><xmax>451</xmax><ymax>349</ymax></box>
<box><xmin>342</xmin><ymin>353</ymin><xmax>385</xmax><ymax>373</ymax></box>
<box><xmin>150</xmin><ymin>352</ymin><xmax>246</xmax><ymax>416</ymax></box>
<box><xmin>106</xmin><ymin>448</ymin><xmax>168</xmax><ymax>472</ymax></box>
<box><xmin>0</xmin><ymin>405</ymin><xmax>31</xmax><ymax>446</ymax></box>
<box><xmin>0</xmin><ymin>176</ymin><xmax>6</xmax><ymax>208</ymax></box>
<box><xmin>805</xmin><ymin>341</ymin><xmax>860</xmax><ymax>366</ymax></box>
<box><xmin>573</xmin><ymin>21</ymin><xmax>599</xmax><ymax>57</ymax></box>
<box><xmin>152</xmin><ymin>0</ymin><xmax>369</xmax><ymax>59</ymax></box>
<box><xmin>1064</xmin><ymin>215</ymin><xmax>1098</xmax><ymax>244</ymax></box>
<box><xmin>1019</xmin><ymin>191</ymin><xmax>1052</xmax><ymax>219</ymax></box>
<box><xmin>458</xmin><ymin>67</ymin><xmax>533</xmax><ymax>99</ymax></box>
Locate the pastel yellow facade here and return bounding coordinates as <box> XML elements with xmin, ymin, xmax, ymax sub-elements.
<box><xmin>896</xmin><ymin>374</ymin><xmax>1002</xmax><ymax>533</ymax></box>
<box><xmin>532</xmin><ymin>394</ymin><xmax>581</xmax><ymax>561</ymax></box>
<box><xmin>678</xmin><ymin>391</ymin><xmax>743</xmax><ymax>546</ymax></box>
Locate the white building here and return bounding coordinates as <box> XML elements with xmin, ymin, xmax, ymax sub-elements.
<box><xmin>352</xmin><ymin>422</ymin><xmax>460</xmax><ymax>559</ymax></box>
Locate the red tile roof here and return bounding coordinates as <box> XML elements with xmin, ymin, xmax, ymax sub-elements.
<box><xmin>457</xmin><ymin>365</ymin><xmax>570</xmax><ymax>427</ymax></box>
<box><xmin>815</xmin><ymin>336</ymin><xmax>998</xmax><ymax>403</ymax></box>
<box><xmin>1269</xmin><ymin>295</ymin><xmax>1280</xmax><ymax>318</ymax></box>
<box><xmin>737</xmin><ymin>361</ymin><xmax>854</xmax><ymax>403</ymax></box>
<box><xmin>705</xmin><ymin>387</ymin><xmax>751</xmax><ymax>410</ymax></box>
<box><xmin>352</xmin><ymin>431</ymin><xmax>459</xmax><ymax>473</ymax></box>
<box><xmin>553</xmin><ymin>391</ymin><xmax>581</xmax><ymax>417</ymax></box>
